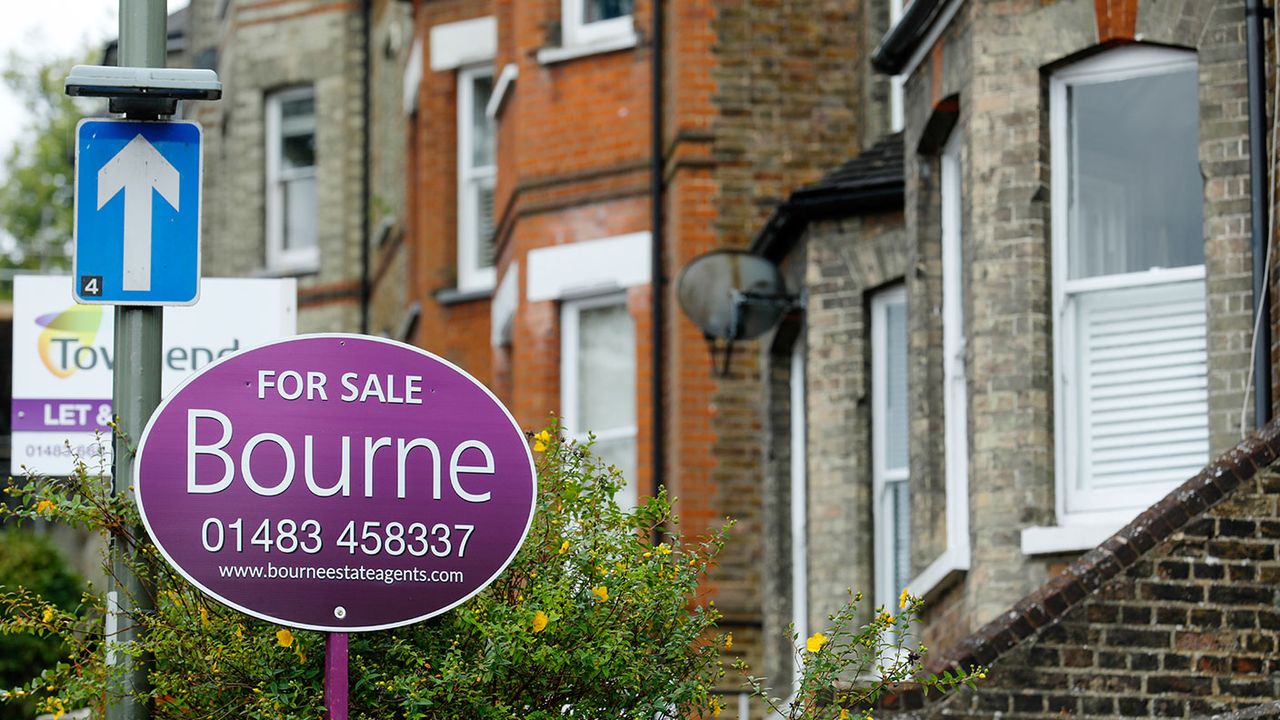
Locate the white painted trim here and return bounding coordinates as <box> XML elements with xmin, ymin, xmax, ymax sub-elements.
<box><xmin>899</xmin><ymin>0</ymin><xmax>963</xmax><ymax>83</ymax></box>
<box><xmin>1021</xmin><ymin>521</ymin><xmax>1125</xmax><ymax>556</ymax></box>
<box><xmin>906</xmin><ymin>548</ymin><xmax>965</xmax><ymax>601</ymax></box>
<box><xmin>940</xmin><ymin>129</ymin><xmax>971</xmax><ymax>575</ymax></box>
<box><xmin>1061</xmin><ymin>264</ymin><xmax>1205</xmax><ymax>296</ymax></box>
<box><xmin>402</xmin><ymin>36</ymin><xmax>423</xmax><ymax>115</ymax></box>
<box><xmin>535</xmin><ymin>30</ymin><xmax>638</xmax><ymax>65</ymax></box>
<box><xmin>491</xmin><ymin>261</ymin><xmax>519</xmax><ymax>346</ymax></box>
<box><xmin>890</xmin><ymin>75</ymin><xmax>905</xmax><ymax>133</ymax></box>
<box><xmin>1053</xmin><ymin>44</ymin><xmax>1197</xmax><ymax>85</ymax></box>
<box><xmin>486</xmin><ymin>63</ymin><xmax>518</xmax><ymax>120</ymax></box>
<box><xmin>264</xmin><ymin>86</ymin><xmax>319</xmax><ymax>273</ymax></box>
<box><xmin>526</xmin><ymin>232</ymin><xmax>652</xmax><ymax>302</ymax></box>
<box><xmin>457</xmin><ymin>65</ymin><xmax>497</xmax><ymax>292</ymax></box>
<box><xmin>1050</xmin><ymin>45</ymin><xmax>1204</xmax><ymax>528</ymax></box>
<box><xmin>429</xmin><ymin>16</ymin><xmax>496</xmax><ymax>72</ymax></box>
<box><xmin>561</xmin><ymin>0</ymin><xmax>634</xmax><ymax>48</ymax></box>
<box><xmin>888</xmin><ymin>0</ymin><xmax>906</xmax><ymax>132</ymax></box>
<box><xmin>789</xmin><ymin>340</ymin><xmax>808</xmax><ymax>693</ymax></box>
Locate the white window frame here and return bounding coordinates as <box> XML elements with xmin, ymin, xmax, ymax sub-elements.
<box><xmin>871</xmin><ymin>284</ymin><xmax>909</xmax><ymax>610</ymax></box>
<box><xmin>909</xmin><ymin>129</ymin><xmax>970</xmax><ymax>599</ymax></box>
<box><xmin>789</xmin><ymin>339</ymin><xmax>808</xmax><ymax>692</ymax></box>
<box><xmin>560</xmin><ymin>292</ymin><xmax>639</xmax><ymax>509</ymax></box>
<box><xmin>561</xmin><ymin>0</ymin><xmax>636</xmax><ymax>49</ymax></box>
<box><xmin>265</xmin><ymin>85</ymin><xmax>319</xmax><ymax>273</ymax></box>
<box><xmin>1049</xmin><ymin>45</ymin><xmax>1204</xmax><ymax>528</ymax></box>
<box><xmin>457</xmin><ymin>64</ymin><xmax>497</xmax><ymax>292</ymax></box>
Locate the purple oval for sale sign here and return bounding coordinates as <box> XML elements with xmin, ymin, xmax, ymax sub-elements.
<box><xmin>134</xmin><ymin>334</ymin><xmax>536</xmax><ymax>632</ymax></box>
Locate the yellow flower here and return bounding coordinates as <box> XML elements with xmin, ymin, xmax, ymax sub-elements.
<box><xmin>709</xmin><ymin>697</ymin><xmax>722</xmax><ymax>717</ymax></box>
<box><xmin>806</xmin><ymin>632</ymin><xmax>828</xmax><ymax>653</ymax></box>
<box><xmin>655</xmin><ymin>543</ymin><xmax>672</xmax><ymax>555</ymax></box>
<box><xmin>558</xmin><ymin>540</ymin><xmax>570</xmax><ymax>554</ymax></box>
<box><xmin>840</xmin><ymin>710</ymin><xmax>851</xmax><ymax>720</ymax></box>
<box><xmin>235</xmin><ymin>625</ymin><xmax>244</xmax><ymax>639</ymax></box>
<box><xmin>878</xmin><ymin>611</ymin><xmax>893</xmax><ymax>625</ymax></box>
<box><xmin>723</xmin><ymin>633</ymin><xmax>733</xmax><ymax>650</ymax></box>
<box><xmin>276</xmin><ymin>629</ymin><xmax>294</xmax><ymax>648</ymax></box>
<box><xmin>41</xmin><ymin>607</ymin><xmax>54</xmax><ymax>623</ymax></box>
<box><xmin>199</xmin><ymin>606</ymin><xmax>210</xmax><ymax>626</ymax></box>
<box><xmin>532</xmin><ymin>610</ymin><xmax>549</xmax><ymax>633</ymax></box>
<box><xmin>899</xmin><ymin>588</ymin><xmax>911</xmax><ymax>609</ymax></box>
<box><xmin>591</xmin><ymin>586</ymin><xmax>609</xmax><ymax>603</ymax></box>
<box><xmin>533</xmin><ymin>430</ymin><xmax>552</xmax><ymax>452</ymax></box>
<box><xmin>35</xmin><ymin>500</ymin><xmax>54</xmax><ymax>514</ymax></box>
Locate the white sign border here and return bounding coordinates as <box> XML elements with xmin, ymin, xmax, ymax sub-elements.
<box><xmin>72</xmin><ymin>117</ymin><xmax>204</xmax><ymax>307</ymax></box>
<box><xmin>133</xmin><ymin>333</ymin><xmax>539</xmax><ymax>632</ymax></box>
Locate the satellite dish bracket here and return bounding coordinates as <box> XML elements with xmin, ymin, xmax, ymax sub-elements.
<box><xmin>707</xmin><ymin>288</ymin><xmax>800</xmax><ymax>377</ymax></box>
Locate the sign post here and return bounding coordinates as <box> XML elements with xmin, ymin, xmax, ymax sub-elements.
<box><xmin>66</xmin><ymin>3</ymin><xmax>219</xmax><ymax>718</ymax></box>
<box><xmin>325</xmin><ymin>633</ymin><xmax>348</xmax><ymax>720</ymax></box>
<box><xmin>108</xmin><ymin>4</ymin><xmax>166</xmax><ymax>719</ymax></box>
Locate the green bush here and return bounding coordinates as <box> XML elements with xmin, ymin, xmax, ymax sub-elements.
<box><xmin>1</xmin><ymin>427</ymin><xmax>730</xmax><ymax>719</ymax></box>
<box><xmin>0</xmin><ymin>528</ymin><xmax>84</xmax><ymax>720</ymax></box>
<box><xmin>1</xmin><ymin>425</ymin><xmax>981</xmax><ymax>719</ymax></box>
<box><xmin>735</xmin><ymin>589</ymin><xmax>984</xmax><ymax>720</ymax></box>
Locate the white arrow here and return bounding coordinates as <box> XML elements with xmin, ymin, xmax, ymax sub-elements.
<box><xmin>97</xmin><ymin>133</ymin><xmax>180</xmax><ymax>292</ymax></box>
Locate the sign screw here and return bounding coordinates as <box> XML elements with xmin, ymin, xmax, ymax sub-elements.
<box><xmin>334</xmin><ymin>606</ymin><xmax>347</xmax><ymax>619</ymax></box>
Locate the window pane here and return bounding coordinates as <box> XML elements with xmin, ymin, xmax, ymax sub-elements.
<box><xmin>281</xmin><ymin>95</ymin><xmax>314</xmax><ymax>122</ymax></box>
<box><xmin>585</xmin><ymin>0</ymin><xmax>633</xmax><ymax>23</ymax></box>
<box><xmin>1067</xmin><ymin>68</ymin><xmax>1203</xmax><ymax>279</ymax></box>
<box><xmin>577</xmin><ymin>303</ymin><xmax>636</xmax><ymax>433</ymax></box>
<box><xmin>591</xmin><ymin>430</ymin><xmax>637</xmax><ymax>486</ymax></box>
<box><xmin>890</xmin><ymin>479</ymin><xmax>911</xmax><ymax>597</ymax></box>
<box><xmin>471</xmin><ymin>74</ymin><xmax>495</xmax><ymax>168</ymax></box>
<box><xmin>475</xmin><ymin>179</ymin><xmax>495</xmax><ymax>268</ymax></box>
<box><xmin>283</xmin><ymin>176</ymin><xmax>317</xmax><ymax>250</ymax></box>
<box><xmin>884</xmin><ymin>299</ymin><xmax>908</xmax><ymax>470</ymax></box>
<box><xmin>282</xmin><ymin>131</ymin><xmax>315</xmax><ymax>171</ymax></box>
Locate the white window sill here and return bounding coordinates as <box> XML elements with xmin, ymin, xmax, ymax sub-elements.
<box><xmin>258</xmin><ymin>260</ymin><xmax>320</xmax><ymax>278</ymax></box>
<box><xmin>1021</xmin><ymin>520</ymin><xmax>1126</xmax><ymax>556</ymax></box>
<box><xmin>536</xmin><ymin>31</ymin><xmax>638</xmax><ymax>65</ymax></box>
<box><xmin>435</xmin><ymin>285</ymin><xmax>494</xmax><ymax>306</ymax></box>
<box><xmin>906</xmin><ymin>548</ymin><xmax>967</xmax><ymax>602</ymax></box>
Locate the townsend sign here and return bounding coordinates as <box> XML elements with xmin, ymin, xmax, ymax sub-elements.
<box><xmin>134</xmin><ymin>335</ymin><xmax>536</xmax><ymax>632</ymax></box>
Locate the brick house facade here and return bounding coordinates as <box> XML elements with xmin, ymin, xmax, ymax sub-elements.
<box><xmin>394</xmin><ymin>0</ymin><xmax>873</xmax><ymax>704</ymax></box>
<box><xmin>181</xmin><ymin>0</ymin><xmax>368</xmax><ymax>333</ymax></box>
<box><xmin>752</xmin><ymin>0</ymin><xmax>1280</xmax><ymax>715</ymax></box>
<box><xmin>171</xmin><ymin>0</ymin><xmax>1280</xmax><ymax>714</ymax></box>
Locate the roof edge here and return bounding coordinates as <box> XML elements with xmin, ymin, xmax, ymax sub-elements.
<box><xmin>893</xmin><ymin>419</ymin><xmax>1280</xmax><ymax>702</ymax></box>
<box><xmin>750</xmin><ymin>181</ymin><xmax>904</xmax><ymax>262</ymax></box>
<box><xmin>871</xmin><ymin>0</ymin><xmax>947</xmax><ymax>75</ymax></box>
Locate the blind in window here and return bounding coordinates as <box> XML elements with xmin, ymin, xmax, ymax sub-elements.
<box><xmin>1072</xmin><ymin>279</ymin><xmax>1208</xmax><ymax>508</ymax></box>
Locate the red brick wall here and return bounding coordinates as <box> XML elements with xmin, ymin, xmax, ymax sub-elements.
<box><xmin>405</xmin><ymin>0</ymin><xmax>867</xmax><ymax>693</ymax></box>
<box><xmin>406</xmin><ymin>0</ymin><xmax>496</xmax><ymax>383</ymax></box>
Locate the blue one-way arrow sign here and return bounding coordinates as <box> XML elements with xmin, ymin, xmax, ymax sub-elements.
<box><xmin>73</xmin><ymin>119</ymin><xmax>202</xmax><ymax>305</ymax></box>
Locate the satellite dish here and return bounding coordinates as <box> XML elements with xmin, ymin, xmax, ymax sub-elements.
<box><xmin>677</xmin><ymin>249</ymin><xmax>790</xmax><ymax>341</ymax></box>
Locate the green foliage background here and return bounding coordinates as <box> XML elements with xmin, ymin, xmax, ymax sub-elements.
<box><xmin>0</xmin><ymin>530</ymin><xmax>82</xmax><ymax>720</ymax></box>
<box><xmin>0</xmin><ymin>51</ymin><xmax>91</xmax><ymax>282</ymax></box>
